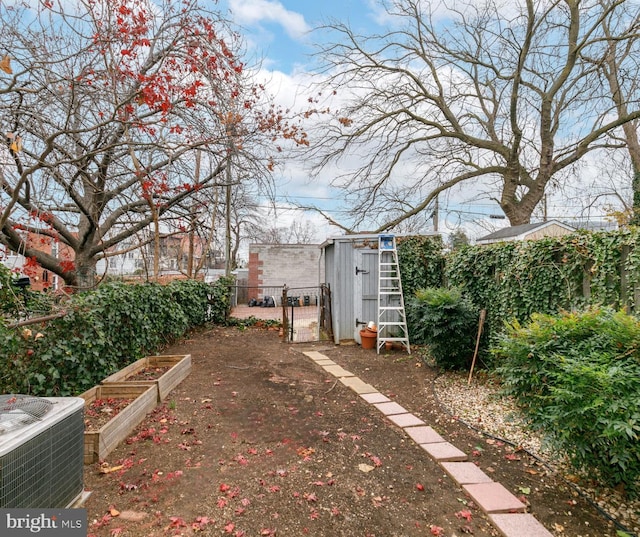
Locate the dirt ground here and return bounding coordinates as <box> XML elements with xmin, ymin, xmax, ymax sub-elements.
<box><xmin>84</xmin><ymin>324</ymin><xmax>623</xmax><ymax>537</ymax></box>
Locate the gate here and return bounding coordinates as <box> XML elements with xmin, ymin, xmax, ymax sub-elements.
<box><xmin>230</xmin><ymin>285</ymin><xmax>332</xmax><ymax>343</ymax></box>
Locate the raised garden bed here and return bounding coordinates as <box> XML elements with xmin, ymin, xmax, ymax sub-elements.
<box><xmin>101</xmin><ymin>354</ymin><xmax>191</xmax><ymax>402</ymax></box>
<box><xmin>80</xmin><ymin>384</ymin><xmax>157</xmax><ymax>464</ymax></box>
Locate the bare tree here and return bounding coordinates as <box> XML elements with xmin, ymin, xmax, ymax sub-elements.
<box><xmin>246</xmin><ymin>218</ymin><xmax>318</xmax><ymax>244</ymax></box>
<box><xmin>594</xmin><ymin>1</ymin><xmax>640</xmax><ymax>224</ymax></box>
<box><xmin>306</xmin><ymin>0</ymin><xmax>640</xmax><ymax>230</ymax></box>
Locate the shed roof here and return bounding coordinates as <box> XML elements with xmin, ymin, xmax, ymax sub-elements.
<box><xmin>319</xmin><ymin>232</ymin><xmax>439</xmax><ymax>250</ymax></box>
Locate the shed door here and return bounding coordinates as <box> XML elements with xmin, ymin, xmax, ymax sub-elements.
<box><xmin>354</xmin><ymin>249</ymin><xmax>378</xmax><ymax>342</ymax></box>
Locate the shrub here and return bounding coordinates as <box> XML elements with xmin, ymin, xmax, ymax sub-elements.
<box><xmin>207</xmin><ymin>276</ymin><xmax>234</xmax><ymax>324</ymax></box>
<box><xmin>493</xmin><ymin>307</ymin><xmax>640</xmax><ymax>496</ymax></box>
<box><xmin>168</xmin><ymin>279</ymin><xmax>211</xmax><ymax>326</ymax></box>
<box><xmin>406</xmin><ymin>286</ymin><xmax>479</xmax><ymax>369</ymax></box>
<box><xmin>0</xmin><ymin>279</ymin><xmax>220</xmax><ymax>397</ymax></box>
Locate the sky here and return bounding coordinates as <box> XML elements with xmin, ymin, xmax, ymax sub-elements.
<box><xmin>224</xmin><ymin>0</ymin><xmax>379</xmax><ymax>73</ymax></box>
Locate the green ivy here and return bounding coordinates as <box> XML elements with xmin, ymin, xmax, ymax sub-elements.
<box><xmin>446</xmin><ymin>228</ymin><xmax>640</xmax><ymax>357</ymax></box>
<box><xmin>0</xmin><ymin>279</ymin><xmax>229</xmax><ymax>396</ymax></box>
<box><xmin>397</xmin><ymin>235</ymin><xmax>445</xmax><ymax>299</ymax></box>
<box><xmin>207</xmin><ymin>276</ymin><xmax>235</xmax><ymax>324</ymax></box>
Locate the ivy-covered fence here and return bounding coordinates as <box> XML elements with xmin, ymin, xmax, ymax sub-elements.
<box><xmin>444</xmin><ymin>229</ymin><xmax>640</xmax><ymax>346</ymax></box>
<box><xmin>397</xmin><ymin>235</ymin><xmax>445</xmax><ymax>297</ymax></box>
<box><xmin>0</xmin><ymin>277</ymin><xmax>234</xmax><ymax>397</ymax></box>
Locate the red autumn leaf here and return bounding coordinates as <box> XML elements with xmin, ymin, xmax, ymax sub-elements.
<box><xmin>456</xmin><ymin>509</ymin><xmax>473</xmax><ymax>522</ymax></box>
<box><xmin>505</xmin><ymin>453</ymin><xmax>520</xmax><ymax>461</ymax></box>
<box><xmin>430</xmin><ymin>525</ymin><xmax>445</xmax><ymax>536</ymax></box>
<box><xmin>224</xmin><ymin>521</ymin><xmax>235</xmax><ymax>533</ymax></box>
<box><xmin>219</xmin><ymin>483</ymin><xmax>231</xmax><ymax>492</ymax></box>
<box><xmin>217</xmin><ymin>498</ymin><xmax>228</xmax><ymax>508</ymax></box>
<box><xmin>416</xmin><ymin>483</ymin><xmax>425</xmax><ymax>491</ymax></box>
<box><xmin>168</xmin><ymin>516</ymin><xmax>186</xmax><ymax>528</ymax></box>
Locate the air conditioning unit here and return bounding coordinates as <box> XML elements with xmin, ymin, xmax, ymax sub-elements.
<box><xmin>0</xmin><ymin>395</ymin><xmax>84</xmax><ymax>508</ymax></box>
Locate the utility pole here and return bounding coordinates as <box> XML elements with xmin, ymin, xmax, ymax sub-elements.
<box><xmin>433</xmin><ymin>195</ymin><xmax>439</xmax><ymax>232</ymax></box>
<box><xmin>224</xmin><ymin>149</ymin><xmax>232</xmax><ymax>277</ymax></box>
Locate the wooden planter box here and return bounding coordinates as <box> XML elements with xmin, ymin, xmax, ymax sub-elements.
<box><xmin>81</xmin><ymin>384</ymin><xmax>157</xmax><ymax>464</ymax></box>
<box><xmin>101</xmin><ymin>354</ymin><xmax>191</xmax><ymax>402</ymax></box>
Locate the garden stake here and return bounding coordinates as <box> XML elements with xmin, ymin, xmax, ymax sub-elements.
<box><xmin>467</xmin><ymin>309</ymin><xmax>486</xmax><ymax>386</ymax></box>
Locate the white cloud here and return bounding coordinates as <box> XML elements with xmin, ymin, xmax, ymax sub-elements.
<box><xmin>229</xmin><ymin>0</ymin><xmax>311</xmax><ymax>40</ymax></box>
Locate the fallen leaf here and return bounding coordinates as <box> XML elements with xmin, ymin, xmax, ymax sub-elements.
<box><xmin>99</xmin><ymin>465</ymin><xmax>124</xmax><ymax>474</ymax></box>
<box><xmin>358</xmin><ymin>463</ymin><xmax>375</xmax><ymax>473</ymax></box>
<box><xmin>456</xmin><ymin>509</ymin><xmax>472</xmax><ymax>522</ymax></box>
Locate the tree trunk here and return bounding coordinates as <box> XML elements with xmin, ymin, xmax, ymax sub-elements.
<box><xmin>73</xmin><ymin>255</ymin><xmax>98</xmax><ymax>291</ymax></box>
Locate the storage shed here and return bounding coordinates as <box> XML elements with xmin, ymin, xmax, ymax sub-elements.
<box><xmin>320</xmin><ymin>233</ymin><xmax>437</xmax><ymax>345</ymax></box>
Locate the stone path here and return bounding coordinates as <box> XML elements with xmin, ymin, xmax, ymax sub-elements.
<box><xmin>303</xmin><ymin>350</ymin><xmax>554</xmax><ymax>537</ymax></box>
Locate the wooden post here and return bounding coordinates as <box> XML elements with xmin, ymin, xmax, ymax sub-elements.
<box><xmin>467</xmin><ymin>309</ymin><xmax>487</xmax><ymax>386</ymax></box>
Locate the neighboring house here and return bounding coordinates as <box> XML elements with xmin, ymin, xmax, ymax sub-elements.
<box><xmin>1</xmin><ymin>232</ymin><xmax>74</xmax><ymax>292</ymax></box>
<box><xmin>475</xmin><ymin>220</ymin><xmax>575</xmax><ymax>245</ymax></box>
<box><xmin>1</xmin><ymin>229</ymin><xmax>215</xmax><ymax>290</ymax></box>
<box><xmin>247</xmin><ymin>243</ymin><xmax>323</xmax><ymax>304</ymax></box>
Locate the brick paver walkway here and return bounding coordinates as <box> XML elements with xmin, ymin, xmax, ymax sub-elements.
<box><xmin>303</xmin><ymin>350</ymin><xmax>554</xmax><ymax>537</ymax></box>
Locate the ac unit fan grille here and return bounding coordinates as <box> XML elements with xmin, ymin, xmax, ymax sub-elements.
<box><xmin>0</xmin><ymin>394</ymin><xmax>53</xmax><ymax>434</ymax></box>
<box><xmin>0</xmin><ymin>399</ymin><xmax>84</xmax><ymax>508</ymax></box>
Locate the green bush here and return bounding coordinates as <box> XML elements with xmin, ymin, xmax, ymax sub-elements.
<box><xmin>0</xmin><ymin>264</ymin><xmax>54</xmax><ymax>321</ymax></box>
<box><xmin>168</xmin><ymin>279</ymin><xmax>211</xmax><ymax>326</ymax></box>
<box><xmin>207</xmin><ymin>276</ymin><xmax>235</xmax><ymax>324</ymax></box>
<box><xmin>0</xmin><ymin>279</ymin><xmax>224</xmax><ymax>396</ymax></box>
<box><xmin>492</xmin><ymin>307</ymin><xmax>640</xmax><ymax>496</ymax></box>
<box><xmin>406</xmin><ymin>286</ymin><xmax>479</xmax><ymax>369</ymax></box>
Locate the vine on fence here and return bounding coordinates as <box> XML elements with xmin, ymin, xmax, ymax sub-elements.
<box><xmin>0</xmin><ymin>278</ymin><xmax>231</xmax><ymax>396</ymax></box>
<box><xmin>444</xmin><ymin>228</ymin><xmax>640</xmax><ymax>357</ymax></box>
